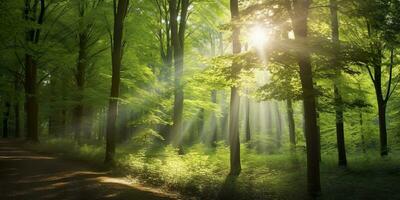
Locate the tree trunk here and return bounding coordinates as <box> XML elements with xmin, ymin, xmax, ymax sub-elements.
<box><xmin>84</xmin><ymin>107</ymin><xmax>93</xmax><ymax>139</ymax></box>
<box><xmin>330</xmin><ymin>0</ymin><xmax>347</xmax><ymax>167</ymax></box>
<box><xmin>275</xmin><ymin>102</ymin><xmax>282</xmax><ymax>149</ymax></box>
<box><xmin>290</xmin><ymin>0</ymin><xmax>320</xmax><ymax>196</ymax></box>
<box><xmin>23</xmin><ymin>0</ymin><xmax>45</xmax><ymax>143</ymax></box>
<box><xmin>372</xmin><ymin>54</ymin><xmax>388</xmax><ymax>156</ymax></box>
<box><xmin>48</xmin><ymin>75</ymin><xmax>57</xmax><ymax>137</ymax></box>
<box><xmin>3</xmin><ymin>102</ymin><xmax>11</xmax><ymax>138</ymax></box>
<box><xmin>14</xmin><ymin>76</ymin><xmax>21</xmax><ymax>138</ymax></box>
<box><xmin>197</xmin><ymin>108</ymin><xmax>204</xmax><ymax>143</ymax></box>
<box><xmin>211</xmin><ymin>90</ymin><xmax>218</xmax><ymax>146</ymax></box>
<box><xmin>228</xmin><ymin>0</ymin><xmax>241</xmax><ymax>176</ymax></box>
<box><xmin>169</xmin><ymin>0</ymin><xmax>189</xmax><ymax>149</ymax></box>
<box><xmin>359</xmin><ymin>109</ymin><xmax>366</xmax><ymax>153</ymax></box>
<box><xmin>24</xmin><ymin>55</ymin><xmax>39</xmax><ymax>142</ymax></box>
<box><xmin>105</xmin><ymin>0</ymin><xmax>129</xmax><ymax>164</ymax></box>
<box><xmin>266</xmin><ymin>102</ymin><xmax>273</xmax><ymax>134</ymax></box>
<box><xmin>377</xmin><ymin>99</ymin><xmax>387</xmax><ymax>156</ymax></box>
<box><xmin>245</xmin><ymin>93</ymin><xmax>251</xmax><ymax>142</ymax></box>
<box><xmin>287</xmin><ymin>99</ymin><xmax>296</xmax><ymax>147</ymax></box>
<box><xmin>14</xmin><ymin>103</ymin><xmax>20</xmax><ymax>138</ymax></box>
<box><xmin>74</xmin><ymin>31</ymin><xmax>88</xmax><ymax>142</ymax></box>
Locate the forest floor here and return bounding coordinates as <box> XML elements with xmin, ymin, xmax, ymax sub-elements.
<box><xmin>0</xmin><ymin>139</ymin><xmax>180</xmax><ymax>200</ymax></box>
<box><xmin>6</xmin><ymin>137</ymin><xmax>400</xmax><ymax>200</ymax></box>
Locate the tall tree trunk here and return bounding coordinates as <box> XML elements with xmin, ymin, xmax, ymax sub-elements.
<box><xmin>372</xmin><ymin>52</ymin><xmax>388</xmax><ymax>156</ymax></box>
<box><xmin>105</xmin><ymin>0</ymin><xmax>129</xmax><ymax>164</ymax></box>
<box><xmin>118</xmin><ymin>109</ymin><xmax>130</xmax><ymax>142</ymax></box>
<box><xmin>84</xmin><ymin>107</ymin><xmax>93</xmax><ymax>139</ymax></box>
<box><xmin>245</xmin><ymin>93</ymin><xmax>251</xmax><ymax>142</ymax></box>
<box><xmin>287</xmin><ymin>98</ymin><xmax>296</xmax><ymax>147</ymax></box>
<box><xmin>221</xmin><ymin>90</ymin><xmax>229</xmax><ymax>141</ymax></box>
<box><xmin>23</xmin><ymin>0</ymin><xmax>45</xmax><ymax>143</ymax></box>
<box><xmin>48</xmin><ymin>74</ymin><xmax>57</xmax><ymax>137</ymax></box>
<box><xmin>290</xmin><ymin>0</ymin><xmax>321</xmax><ymax>196</ymax></box>
<box><xmin>209</xmin><ymin>33</ymin><xmax>218</xmax><ymax>146</ymax></box>
<box><xmin>330</xmin><ymin>0</ymin><xmax>347</xmax><ymax>167</ymax></box>
<box><xmin>74</xmin><ymin>30</ymin><xmax>88</xmax><ymax>142</ymax></box>
<box><xmin>366</xmin><ymin>20</ymin><xmax>390</xmax><ymax>156</ymax></box>
<box><xmin>14</xmin><ymin>102</ymin><xmax>20</xmax><ymax>138</ymax></box>
<box><xmin>197</xmin><ymin>108</ymin><xmax>204</xmax><ymax>143</ymax></box>
<box><xmin>275</xmin><ymin>102</ymin><xmax>282</xmax><ymax>149</ymax></box>
<box><xmin>24</xmin><ymin>55</ymin><xmax>39</xmax><ymax>142</ymax></box>
<box><xmin>228</xmin><ymin>0</ymin><xmax>241</xmax><ymax>176</ymax></box>
<box><xmin>48</xmin><ymin>115</ymin><xmax>56</xmax><ymax>136</ymax></box>
<box><xmin>14</xmin><ymin>76</ymin><xmax>21</xmax><ymax>138</ymax></box>
<box><xmin>169</xmin><ymin>0</ymin><xmax>189</xmax><ymax>149</ymax></box>
<box><xmin>3</xmin><ymin>102</ymin><xmax>11</xmax><ymax>138</ymax></box>
<box><xmin>211</xmin><ymin>90</ymin><xmax>218</xmax><ymax>146</ymax></box>
<box><xmin>359</xmin><ymin>109</ymin><xmax>366</xmax><ymax>153</ymax></box>
<box><xmin>377</xmin><ymin>98</ymin><xmax>387</xmax><ymax>156</ymax></box>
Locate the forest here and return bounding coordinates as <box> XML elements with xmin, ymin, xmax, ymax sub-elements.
<box><xmin>1</xmin><ymin>0</ymin><xmax>400</xmax><ymax>199</ymax></box>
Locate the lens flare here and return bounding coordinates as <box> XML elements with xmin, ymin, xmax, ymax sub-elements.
<box><xmin>248</xmin><ymin>25</ymin><xmax>270</xmax><ymax>49</ymax></box>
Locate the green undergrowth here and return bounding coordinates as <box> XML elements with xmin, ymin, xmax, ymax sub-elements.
<box><xmin>26</xmin><ymin>137</ymin><xmax>400</xmax><ymax>200</ymax></box>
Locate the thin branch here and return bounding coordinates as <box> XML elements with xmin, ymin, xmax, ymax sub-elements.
<box><xmin>385</xmin><ymin>48</ymin><xmax>395</xmax><ymax>102</ymax></box>
<box><xmin>365</xmin><ymin>64</ymin><xmax>375</xmax><ymax>84</ymax></box>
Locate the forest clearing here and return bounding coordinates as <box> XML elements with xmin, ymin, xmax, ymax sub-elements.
<box><xmin>1</xmin><ymin>0</ymin><xmax>400</xmax><ymax>199</ymax></box>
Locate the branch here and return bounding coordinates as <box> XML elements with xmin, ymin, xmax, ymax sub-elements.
<box><xmin>88</xmin><ymin>46</ymin><xmax>109</xmax><ymax>59</ymax></box>
<box><xmin>385</xmin><ymin>48</ymin><xmax>395</xmax><ymax>102</ymax></box>
<box><xmin>365</xmin><ymin>64</ymin><xmax>375</xmax><ymax>84</ymax></box>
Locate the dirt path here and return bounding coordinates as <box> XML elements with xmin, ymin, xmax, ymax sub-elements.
<box><xmin>0</xmin><ymin>140</ymin><xmax>179</xmax><ymax>200</ymax></box>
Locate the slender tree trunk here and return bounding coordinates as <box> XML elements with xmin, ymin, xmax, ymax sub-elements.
<box><xmin>275</xmin><ymin>102</ymin><xmax>282</xmax><ymax>149</ymax></box>
<box><xmin>211</xmin><ymin>90</ymin><xmax>218</xmax><ymax>146</ymax></box>
<box><xmin>105</xmin><ymin>0</ymin><xmax>129</xmax><ymax>164</ymax></box>
<box><xmin>14</xmin><ymin>76</ymin><xmax>21</xmax><ymax>138</ymax></box>
<box><xmin>366</xmin><ymin>20</ymin><xmax>390</xmax><ymax>156</ymax></box>
<box><xmin>266</xmin><ymin>102</ymin><xmax>273</xmax><ymax>134</ymax></box>
<box><xmin>377</xmin><ymin>99</ymin><xmax>387</xmax><ymax>156</ymax></box>
<box><xmin>14</xmin><ymin>102</ymin><xmax>20</xmax><ymax>138</ymax></box>
<box><xmin>48</xmin><ymin>75</ymin><xmax>57</xmax><ymax>137</ymax></box>
<box><xmin>197</xmin><ymin>108</ymin><xmax>204</xmax><ymax>143</ymax></box>
<box><xmin>3</xmin><ymin>102</ymin><xmax>11</xmax><ymax>138</ymax></box>
<box><xmin>372</xmin><ymin>55</ymin><xmax>388</xmax><ymax>156</ymax></box>
<box><xmin>290</xmin><ymin>0</ymin><xmax>320</xmax><ymax>196</ymax></box>
<box><xmin>287</xmin><ymin>99</ymin><xmax>296</xmax><ymax>147</ymax></box>
<box><xmin>245</xmin><ymin>93</ymin><xmax>251</xmax><ymax>142</ymax></box>
<box><xmin>84</xmin><ymin>107</ymin><xmax>93</xmax><ymax>139</ymax></box>
<box><xmin>221</xmin><ymin>90</ymin><xmax>229</xmax><ymax>141</ymax></box>
<box><xmin>330</xmin><ymin>0</ymin><xmax>347</xmax><ymax>167</ymax></box>
<box><xmin>228</xmin><ymin>0</ymin><xmax>241</xmax><ymax>176</ymax></box>
<box><xmin>48</xmin><ymin>115</ymin><xmax>56</xmax><ymax>136</ymax></box>
<box><xmin>359</xmin><ymin>109</ymin><xmax>366</xmax><ymax>153</ymax></box>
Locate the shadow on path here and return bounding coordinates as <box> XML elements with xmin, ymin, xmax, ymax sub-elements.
<box><xmin>0</xmin><ymin>140</ymin><xmax>178</xmax><ymax>200</ymax></box>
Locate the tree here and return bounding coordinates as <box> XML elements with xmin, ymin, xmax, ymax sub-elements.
<box><xmin>24</xmin><ymin>0</ymin><xmax>47</xmax><ymax>142</ymax></box>
<box><xmin>2</xmin><ymin>102</ymin><xmax>10</xmax><ymax>138</ymax></box>
<box><xmin>169</xmin><ymin>0</ymin><xmax>191</xmax><ymax>148</ymax></box>
<box><xmin>105</xmin><ymin>0</ymin><xmax>129</xmax><ymax>164</ymax></box>
<box><xmin>285</xmin><ymin>0</ymin><xmax>321</xmax><ymax>195</ymax></box>
<box><xmin>350</xmin><ymin>0</ymin><xmax>400</xmax><ymax>156</ymax></box>
<box><xmin>329</xmin><ymin>0</ymin><xmax>347</xmax><ymax>167</ymax></box>
<box><xmin>73</xmin><ymin>0</ymin><xmax>104</xmax><ymax>142</ymax></box>
<box><xmin>228</xmin><ymin>0</ymin><xmax>241</xmax><ymax>176</ymax></box>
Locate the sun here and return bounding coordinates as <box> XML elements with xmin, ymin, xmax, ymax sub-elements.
<box><xmin>248</xmin><ymin>25</ymin><xmax>271</xmax><ymax>49</ymax></box>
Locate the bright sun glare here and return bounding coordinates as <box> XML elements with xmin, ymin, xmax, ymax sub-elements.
<box><xmin>248</xmin><ymin>25</ymin><xmax>270</xmax><ymax>49</ymax></box>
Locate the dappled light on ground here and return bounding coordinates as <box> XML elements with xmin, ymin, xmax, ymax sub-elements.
<box><xmin>0</xmin><ymin>140</ymin><xmax>178</xmax><ymax>200</ymax></box>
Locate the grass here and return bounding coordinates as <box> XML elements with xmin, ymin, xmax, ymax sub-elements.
<box><xmin>26</xmin><ymin>137</ymin><xmax>400</xmax><ymax>200</ymax></box>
